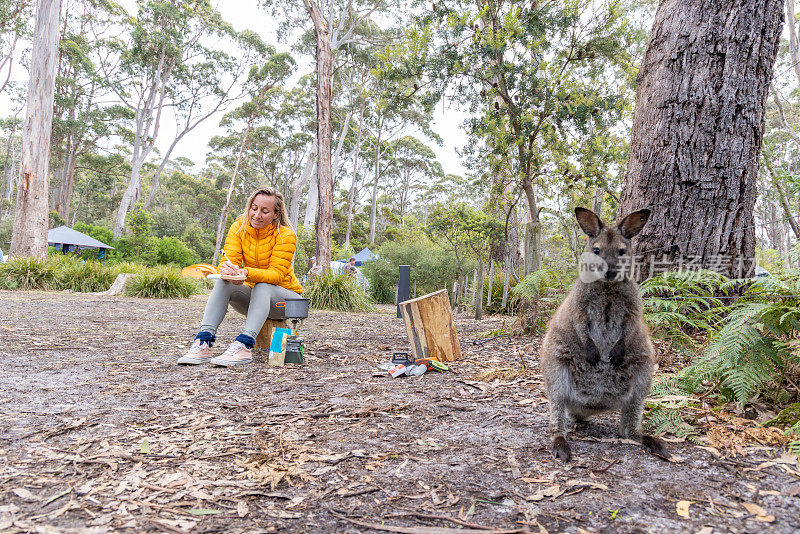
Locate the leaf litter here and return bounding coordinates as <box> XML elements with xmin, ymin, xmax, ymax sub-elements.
<box><xmin>0</xmin><ymin>290</ymin><xmax>799</xmax><ymax>532</ymax></box>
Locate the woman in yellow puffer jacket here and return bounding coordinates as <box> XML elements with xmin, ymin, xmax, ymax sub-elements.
<box><xmin>178</xmin><ymin>187</ymin><xmax>303</xmax><ymax>367</ymax></box>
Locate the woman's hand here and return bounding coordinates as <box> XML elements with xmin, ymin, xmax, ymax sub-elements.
<box><xmin>231</xmin><ymin>268</ymin><xmax>248</xmax><ymax>285</ymax></box>
<box><xmin>220</xmin><ymin>260</ymin><xmax>238</xmax><ymax>275</ymax></box>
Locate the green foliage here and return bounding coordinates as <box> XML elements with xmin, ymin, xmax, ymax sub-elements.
<box><xmin>0</xmin><ymin>257</ymin><xmax>56</xmax><ymax>290</ymax></box>
<box><xmin>361</xmin><ymin>234</ymin><xmax>464</xmax><ymax>304</ymax></box>
<box><xmin>125</xmin><ymin>266</ymin><xmax>200</xmax><ymax>299</ymax></box>
<box><xmin>304</xmin><ymin>270</ymin><xmax>373</xmax><ymax>312</ymax></box>
<box><xmin>646</xmin><ymin>270</ymin><xmax>800</xmax><ymax>440</ymax></box>
<box><xmin>55</xmin><ymin>257</ymin><xmax>118</xmax><ymax>292</ymax></box>
<box><xmin>640</xmin><ymin>270</ymin><xmax>728</xmax><ymax>356</ymax></box>
<box><xmin>681</xmin><ymin>272</ymin><xmax>800</xmax><ymax>406</ymax></box>
<box><xmin>49</xmin><ymin>210</ymin><xmax>66</xmax><ymax>228</ymax></box>
<box><xmin>482</xmin><ymin>270</ymin><xmax>519</xmax><ymax>314</ymax></box>
<box><xmin>512</xmin><ymin>267</ymin><xmax>570</xmax><ymax>300</ymax></box>
<box><xmin>156</xmin><ymin>236</ymin><xmax>199</xmax><ymax>267</ymax></box>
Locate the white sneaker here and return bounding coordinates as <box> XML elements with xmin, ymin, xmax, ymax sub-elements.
<box><xmin>209</xmin><ymin>341</ymin><xmax>253</xmax><ymax>367</ymax></box>
<box><xmin>177</xmin><ymin>339</ymin><xmax>213</xmax><ymax>365</ymax></box>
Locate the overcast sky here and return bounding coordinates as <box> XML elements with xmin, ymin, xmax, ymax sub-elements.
<box><xmin>2</xmin><ymin>0</ymin><xmax>470</xmax><ymax>178</ymax></box>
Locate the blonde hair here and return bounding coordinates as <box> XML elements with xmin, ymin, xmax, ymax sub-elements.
<box><xmin>238</xmin><ymin>187</ymin><xmax>294</xmax><ymax>236</ymax></box>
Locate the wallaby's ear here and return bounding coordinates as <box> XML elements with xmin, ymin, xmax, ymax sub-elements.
<box><xmin>575</xmin><ymin>207</ymin><xmax>603</xmax><ymax>238</ymax></box>
<box><xmin>618</xmin><ymin>209</ymin><xmax>651</xmax><ymax>239</ymax></box>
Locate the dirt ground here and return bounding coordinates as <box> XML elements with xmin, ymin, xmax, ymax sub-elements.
<box><xmin>1</xmin><ymin>289</ymin><xmax>799</xmax><ymax>534</ymax></box>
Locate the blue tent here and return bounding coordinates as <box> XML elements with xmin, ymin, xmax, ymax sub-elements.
<box><xmin>336</xmin><ymin>247</ymin><xmax>377</xmax><ymax>267</ymax></box>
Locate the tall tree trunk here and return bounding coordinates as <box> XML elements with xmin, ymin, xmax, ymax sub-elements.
<box><xmin>212</xmin><ymin>118</ymin><xmax>254</xmax><ymax>266</ymax></box>
<box><xmin>368</xmin><ymin>117</ymin><xmax>383</xmax><ymax>245</ymax></box>
<box><xmin>345</xmin><ymin>99</ymin><xmax>366</xmax><ymax>244</ymax></box>
<box><xmin>619</xmin><ymin>0</ymin><xmax>783</xmax><ymax>279</ymax></box>
<box><xmin>303</xmin><ymin>171</ymin><xmax>318</xmax><ymax>229</ymax></box>
<box><xmin>304</xmin><ymin>0</ymin><xmax>333</xmax><ymax>269</ymax></box>
<box><xmin>11</xmin><ymin>0</ymin><xmax>61</xmax><ymax>259</ymax></box>
<box><xmin>522</xmin><ymin>175</ymin><xmax>541</xmax><ymax>275</ymax></box>
<box><xmin>291</xmin><ymin>142</ymin><xmax>317</xmax><ymax>228</ymax></box>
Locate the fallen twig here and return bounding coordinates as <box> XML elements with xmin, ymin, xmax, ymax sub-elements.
<box><xmin>329</xmin><ymin>510</ymin><xmax>528</xmax><ymax>533</ymax></box>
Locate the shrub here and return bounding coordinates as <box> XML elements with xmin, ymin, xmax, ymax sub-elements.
<box><xmin>0</xmin><ymin>257</ymin><xmax>56</xmax><ymax>290</ymax></box>
<box><xmin>156</xmin><ymin>236</ymin><xmax>199</xmax><ymax>267</ymax></box>
<box><xmin>361</xmin><ymin>238</ymin><xmax>464</xmax><ymax>304</ymax></box>
<box><xmin>56</xmin><ymin>257</ymin><xmax>118</xmax><ymax>292</ymax></box>
<box><xmin>304</xmin><ymin>270</ymin><xmax>373</xmax><ymax>312</ymax></box>
<box><xmin>125</xmin><ymin>265</ymin><xmax>200</xmax><ymax>299</ymax></box>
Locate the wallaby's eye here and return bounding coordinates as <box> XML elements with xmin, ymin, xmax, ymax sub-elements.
<box><xmin>619</xmin><ymin>248</ymin><xmax>626</xmax><ymax>256</ymax></box>
<box><xmin>592</xmin><ymin>247</ymin><xmax>600</xmax><ymax>254</ymax></box>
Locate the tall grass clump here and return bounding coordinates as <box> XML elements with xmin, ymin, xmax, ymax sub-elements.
<box><xmin>125</xmin><ymin>265</ymin><xmax>200</xmax><ymax>298</ymax></box>
<box><xmin>0</xmin><ymin>257</ymin><xmax>56</xmax><ymax>290</ymax></box>
<box><xmin>304</xmin><ymin>270</ymin><xmax>373</xmax><ymax>312</ymax></box>
<box><xmin>55</xmin><ymin>258</ymin><xmax>118</xmax><ymax>292</ymax></box>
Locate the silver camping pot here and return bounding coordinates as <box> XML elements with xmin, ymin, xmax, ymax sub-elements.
<box><xmin>283</xmin><ymin>298</ymin><xmax>310</xmax><ymax>319</ymax></box>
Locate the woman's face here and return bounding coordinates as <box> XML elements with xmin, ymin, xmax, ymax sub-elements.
<box><xmin>249</xmin><ymin>194</ymin><xmax>277</xmax><ymax>229</ymax></box>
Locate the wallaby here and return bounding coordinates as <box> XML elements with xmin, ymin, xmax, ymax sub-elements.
<box><xmin>539</xmin><ymin>207</ymin><xmax>670</xmax><ymax>462</ymax></box>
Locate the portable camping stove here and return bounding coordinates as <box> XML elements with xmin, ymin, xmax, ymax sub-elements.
<box><xmin>283</xmin><ymin>298</ymin><xmax>309</xmax><ymax>364</ymax></box>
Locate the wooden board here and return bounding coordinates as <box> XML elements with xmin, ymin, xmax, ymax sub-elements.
<box><xmin>399</xmin><ymin>289</ymin><xmax>462</xmax><ymax>362</ymax></box>
<box><xmin>255</xmin><ymin>318</ymin><xmax>288</xmax><ymax>350</ymax></box>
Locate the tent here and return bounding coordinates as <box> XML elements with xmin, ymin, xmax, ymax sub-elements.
<box><xmin>47</xmin><ymin>225</ymin><xmax>114</xmax><ymax>259</ymax></box>
<box><xmin>335</xmin><ymin>247</ymin><xmax>377</xmax><ymax>267</ymax></box>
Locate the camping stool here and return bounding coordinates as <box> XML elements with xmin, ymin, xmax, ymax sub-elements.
<box><xmin>228</xmin><ymin>298</ymin><xmax>288</xmax><ymax>359</ymax></box>
<box><xmin>255</xmin><ymin>302</ymin><xmax>288</xmax><ymax>351</ymax></box>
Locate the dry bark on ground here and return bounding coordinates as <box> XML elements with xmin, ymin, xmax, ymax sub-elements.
<box><xmin>1</xmin><ymin>290</ymin><xmax>798</xmax><ymax>533</ymax></box>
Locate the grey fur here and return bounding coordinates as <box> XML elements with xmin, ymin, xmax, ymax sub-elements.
<box><xmin>540</xmin><ymin>207</ymin><xmax>669</xmax><ymax>462</ymax></box>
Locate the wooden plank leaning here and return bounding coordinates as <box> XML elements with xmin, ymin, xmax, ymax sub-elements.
<box><xmin>399</xmin><ymin>289</ymin><xmax>462</xmax><ymax>362</ymax></box>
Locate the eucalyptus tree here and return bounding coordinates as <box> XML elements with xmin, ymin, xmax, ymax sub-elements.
<box><xmin>260</xmin><ymin>0</ymin><xmax>399</xmax><ymax>269</ymax></box>
<box><xmin>619</xmin><ymin>0</ymin><xmax>783</xmax><ymax>279</ymax></box>
<box><xmin>210</xmin><ymin>49</ymin><xmax>296</xmax><ymax>265</ymax></box>
<box><xmin>386</xmin><ymin>0</ymin><xmax>636</xmax><ymax>274</ymax></box>
<box><xmin>50</xmin><ymin>0</ymin><xmax>129</xmax><ymax>223</ymax></box>
<box><xmin>104</xmin><ymin>0</ymin><xmax>237</xmax><ymax>237</ymax></box>
<box><xmin>0</xmin><ymin>0</ymin><xmax>31</xmax><ymax>95</ymax></box>
<box><xmin>383</xmin><ymin>135</ymin><xmax>443</xmax><ymax>225</ymax></box>
<box><xmin>10</xmin><ymin>0</ymin><xmax>60</xmax><ymax>259</ymax></box>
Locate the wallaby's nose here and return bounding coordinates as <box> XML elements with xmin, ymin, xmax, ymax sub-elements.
<box><xmin>605</xmin><ymin>269</ymin><xmax>618</xmax><ymax>281</ymax></box>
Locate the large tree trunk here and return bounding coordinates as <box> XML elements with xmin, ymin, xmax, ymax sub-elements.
<box><xmin>345</xmin><ymin>99</ymin><xmax>366</xmax><ymax>244</ymax></box>
<box><xmin>291</xmin><ymin>142</ymin><xmax>316</xmax><ymax>228</ymax></box>
<box><xmin>619</xmin><ymin>0</ymin><xmax>783</xmax><ymax>279</ymax></box>
<box><xmin>368</xmin><ymin>117</ymin><xmax>383</xmax><ymax>245</ymax></box>
<box><xmin>212</xmin><ymin>118</ymin><xmax>254</xmax><ymax>266</ymax></box>
<box><xmin>11</xmin><ymin>0</ymin><xmax>61</xmax><ymax>259</ymax></box>
<box><xmin>304</xmin><ymin>0</ymin><xmax>333</xmax><ymax>269</ymax></box>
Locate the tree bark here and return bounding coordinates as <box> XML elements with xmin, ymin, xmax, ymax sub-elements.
<box><xmin>11</xmin><ymin>0</ymin><xmax>61</xmax><ymax>259</ymax></box>
<box><xmin>345</xmin><ymin>99</ymin><xmax>366</xmax><ymax>244</ymax></box>
<box><xmin>212</xmin><ymin>117</ymin><xmax>254</xmax><ymax>266</ymax></box>
<box><xmin>304</xmin><ymin>0</ymin><xmax>333</xmax><ymax>269</ymax></box>
<box><xmin>619</xmin><ymin>0</ymin><xmax>783</xmax><ymax>279</ymax></box>
<box><xmin>291</xmin><ymin>142</ymin><xmax>317</xmax><ymax>228</ymax></box>
<box><xmin>368</xmin><ymin>115</ymin><xmax>383</xmax><ymax>244</ymax></box>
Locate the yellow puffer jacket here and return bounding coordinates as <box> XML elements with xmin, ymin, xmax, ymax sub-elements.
<box><xmin>220</xmin><ymin>216</ymin><xmax>303</xmax><ymax>294</ymax></box>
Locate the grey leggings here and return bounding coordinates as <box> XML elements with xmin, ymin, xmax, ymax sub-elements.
<box><xmin>199</xmin><ymin>280</ymin><xmax>301</xmax><ymax>339</ymax></box>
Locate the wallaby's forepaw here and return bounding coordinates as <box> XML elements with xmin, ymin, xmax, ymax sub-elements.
<box><xmin>641</xmin><ymin>434</ymin><xmax>671</xmax><ymax>460</ymax></box>
<box><xmin>552</xmin><ymin>436</ymin><xmax>572</xmax><ymax>463</ymax></box>
<box><xmin>585</xmin><ymin>338</ymin><xmax>600</xmax><ymax>365</ymax></box>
